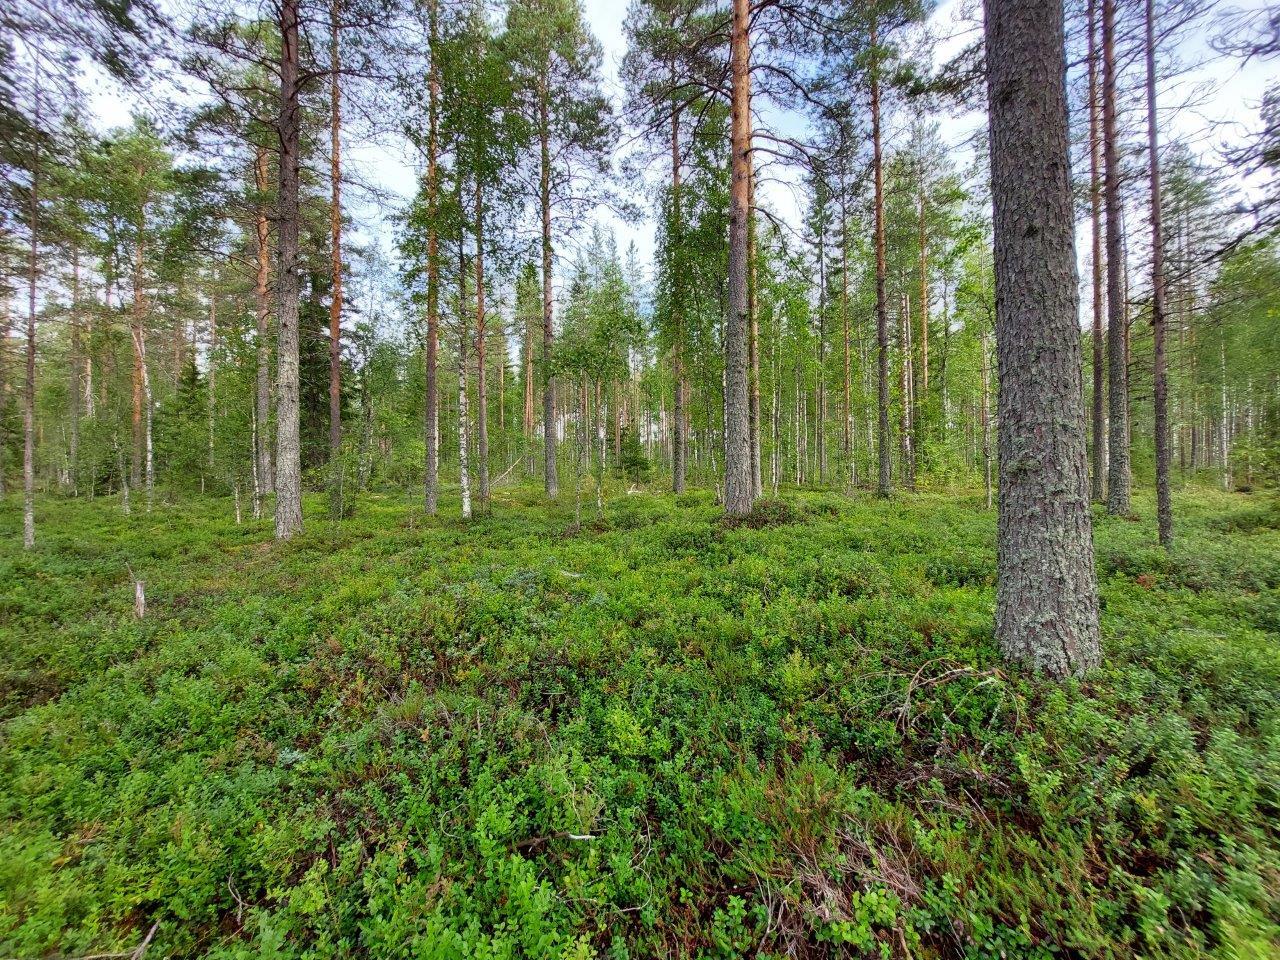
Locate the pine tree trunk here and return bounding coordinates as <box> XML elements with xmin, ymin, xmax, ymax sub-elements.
<box><xmin>1102</xmin><ymin>0</ymin><xmax>1131</xmax><ymax>515</ymax></box>
<box><xmin>723</xmin><ymin>0</ymin><xmax>753</xmax><ymax>516</ymax></box>
<box><xmin>132</xmin><ymin>231</ymin><xmax>145</xmax><ymax>489</ymax></box>
<box><xmin>539</xmin><ymin>91</ymin><xmax>559</xmax><ymax>499</ymax></box>
<box><xmin>23</xmin><ymin>139</ymin><xmax>38</xmax><ymax>549</ymax></box>
<box><xmin>1088</xmin><ymin>0</ymin><xmax>1107</xmax><ymax>502</ymax></box>
<box><xmin>841</xmin><ymin>201</ymin><xmax>853</xmax><ymax>487</ymax></box>
<box><xmin>671</xmin><ymin>103</ymin><xmax>687</xmax><ymax>495</ymax></box>
<box><xmin>1144</xmin><ymin>0</ymin><xmax>1172</xmax><ymax>547</ymax></box>
<box><xmin>69</xmin><ymin>246</ymin><xmax>81</xmax><ymax>494</ymax></box>
<box><xmin>871</xmin><ymin>18</ymin><xmax>892</xmax><ymax>498</ymax></box>
<box><xmin>984</xmin><ymin>0</ymin><xmax>1101</xmax><ymax>678</ymax></box>
<box><xmin>459</xmin><ymin>242</ymin><xmax>472</xmax><ymax>519</ymax></box>
<box><xmin>475</xmin><ymin>179</ymin><xmax>490</xmax><ymax>508</ymax></box>
<box><xmin>328</xmin><ymin>0</ymin><xmax>344</xmax><ymax>516</ymax></box>
<box><xmin>274</xmin><ymin>0</ymin><xmax>304</xmax><ymax>539</ymax></box>
<box><xmin>424</xmin><ymin>0</ymin><xmax>441</xmax><ymax>514</ymax></box>
<box><xmin>253</xmin><ymin>147</ymin><xmax>274</xmax><ymax>507</ymax></box>
<box><xmin>747</xmin><ymin>109</ymin><xmax>762</xmax><ymax>498</ymax></box>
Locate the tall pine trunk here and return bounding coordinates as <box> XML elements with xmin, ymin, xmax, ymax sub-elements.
<box><xmin>69</xmin><ymin>247</ymin><xmax>81</xmax><ymax>494</ymax></box>
<box><xmin>253</xmin><ymin>146</ymin><xmax>274</xmax><ymax>510</ymax></box>
<box><xmin>871</xmin><ymin>18</ymin><xmax>892</xmax><ymax>498</ymax></box>
<box><xmin>539</xmin><ymin>90</ymin><xmax>558</xmax><ymax>499</ymax></box>
<box><xmin>984</xmin><ymin>0</ymin><xmax>1101</xmax><ymax>678</ymax></box>
<box><xmin>1088</xmin><ymin>0</ymin><xmax>1106</xmax><ymax>502</ymax></box>
<box><xmin>274</xmin><ymin>0</ymin><xmax>304</xmax><ymax>539</ymax></box>
<box><xmin>671</xmin><ymin>104</ymin><xmax>687</xmax><ymax>494</ymax></box>
<box><xmin>1102</xmin><ymin>0</ymin><xmax>1131</xmax><ymax>515</ymax></box>
<box><xmin>475</xmin><ymin>179</ymin><xmax>490</xmax><ymax>507</ymax></box>
<box><xmin>424</xmin><ymin>0</ymin><xmax>441</xmax><ymax>514</ymax></box>
<box><xmin>723</xmin><ymin>0</ymin><xmax>753</xmax><ymax>516</ymax></box>
<box><xmin>1144</xmin><ymin>0</ymin><xmax>1172</xmax><ymax>546</ymax></box>
<box><xmin>23</xmin><ymin>133</ymin><xmax>38</xmax><ymax>549</ymax></box>
<box><xmin>328</xmin><ymin>0</ymin><xmax>344</xmax><ymax>516</ymax></box>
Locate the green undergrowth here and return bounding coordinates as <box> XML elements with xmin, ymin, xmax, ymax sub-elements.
<box><xmin>1</xmin><ymin>484</ymin><xmax>1278</xmax><ymax>958</ymax></box>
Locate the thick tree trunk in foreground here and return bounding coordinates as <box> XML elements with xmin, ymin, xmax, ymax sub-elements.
<box><xmin>253</xmin><ymin>147</ymin><xmax>274</xmax><ymax>510</ymax></box>
<box><xmin>1102</xmin><ymin>0</ymin><xmax>1130</xmax><ymax>515</ymax></box>
<box><xmin>1145</xmin><ymin>0</ymin><xmax>1173</xmax><ymax>547</ymax></box>
<box><xmin>274</xmin><ymin>0</ymin><xmax>304</xmax><ymax>539</ymax></box>
<box><xmin>871</xmin><ymin>19</ymin><xmax>892</xmax><ymax>498</ymax></box>
<box><xmin>984</xmin><ymin>0</ymin><xmax>1101</xmax><ymax>678</ymax></box>
<box><xmin>424</xmin><ymin>0</ymin><xmax>441</xmax><ymax>514</ymax></box>
<box><xmin>723</xmin><ymin>0</ymin><xmax>753</xmax><ymax>516</ymax></box>
<box><xmin>1087</xmin><ymin>0</ymin><xmax>1106</xmax><ymax>502</ymax></box>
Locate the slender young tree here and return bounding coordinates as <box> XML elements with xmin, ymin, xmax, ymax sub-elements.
<box><xmin>1145</xmin><ymin>0</ymin><xmax>1172</xmax><ymax>546</ymax></box>
<box><xmin>1102</xmin><ymin>0</ymin><xmax>1130</xmax><ymax>515</ymax></box>
<box><xmin>424</xmin><ymin>0</ymin><xmax>441</xmax><ymax>515</ymax></box>
<box><xmin>328</xmin><ymin>0</ymin><xmax>345</xmax><ymax>517</ymax></box>
<box><xmin>871</xmin><ymin>16</ymin><xmax>892</xmax><ymax>498</ymax></box>
<box><xmin>984</xmin><ymin>0</ymin><xmax>1101</xmax><ymax>677</ymax></box>
<box><xmin>1087</xmin><ymin>0</ymin><xmax>1106</xmax><ymax>502</ymax></box>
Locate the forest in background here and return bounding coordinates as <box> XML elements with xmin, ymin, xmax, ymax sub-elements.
<box><xmin>1</xmin><ymin>0</ymin><xmax>1277</xmax><ymax>537</ymax></box>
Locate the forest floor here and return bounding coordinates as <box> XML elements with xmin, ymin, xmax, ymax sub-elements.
<box><xmin>1</xmin><ymin>484</ymin><xmax>1278</xmax><ymax>959</ymax></box>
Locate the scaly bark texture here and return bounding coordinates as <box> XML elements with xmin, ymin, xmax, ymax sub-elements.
<box><xmin>722</xmin><ymin>0</ymin><xmax>753</xmax><ymax>517</ymax></box>
<box><xmin>274</xmin><ymin>0</ymin><xmax>304</xmax><ymax>539</ymax></box>
<box><xmin>871</xmin><ymin>18</ymin><xmax>891</xmax><ymax>499</ymax></box>
<box><xmin>1087</xmin><ymin>0</ymin><xmax>1106</xmax><ymax>502</ymax></box>
<box><xmin>984</xmin><ymin>0</ymin><xmax>1101</xmax><ymax>678</ymax></box>
<box><xmin>1102</xmin><ymin>0</ymin><xmax>1131</xmax><ymax>515</ymax></box>
<box><xmin>1144</xmin><ymin>0</ymin><xmax>1172</xmax><ymax>547</ymax></box>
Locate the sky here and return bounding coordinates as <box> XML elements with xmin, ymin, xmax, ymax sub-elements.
<box><xmin>82</xmin><ymin>0</ymin><xmax>1276</xmax><ymax>316</ymax></box>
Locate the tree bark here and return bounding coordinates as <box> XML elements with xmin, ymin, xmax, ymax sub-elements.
<box><xmin>475</xmin><ymin>178</ymin><xmax>490</xmax><ymax>507</ymax></box>
<box><xmin>723</xmin><ymin>0</ymin><xmax>753</xmax><ymax>516</ymax></box>
<box><xmin>671</xmin><ymin>104</ymin><xmax>687</xmax><ymax>494</ymax></box>
<box><xmin>747</xmin><ymin>108</ymin><xmax>762</xmax><ymax>498</ymax></box>
<box><xmin>424</xmin><ymin>0</ymin><xmax>441</xmax><ymax>514</ymax></box>
<box><xmin>328</xmin><ymin>0</ymin><xmax>344</xmax><ymax>512</ymax></box>
<box><xmin>984</xmin><ymin>0</ymin><xmax>1101</xmax><ymax>678</ymax></box>
<box><xmin>1144</xmin><ymin>0</ymin><xmax>1172</xmax><ymax>547</ymax></box>
<box><xmin>23</xmin><ymin>137</ymin><xmax>38</xmax><ymax>549</ymax></box>
<box><xmin>253</xmin><ymin>147</ymin><xmax>274</xmax><ymax>510</ymax></box>
<box><xmin>1102</xmin><ymin>0</ymin><xmax>1131</xmax><ymax>515</ymax></box>
<box><xmin>274</xmin><ymin>0</ymin><xmax>304</xmax><ymax>539</ymax></box>
<box><xmin>1087</xmin><ymin>0</ymin><xmax>1106</xmax><ymax>502</ymax></box>
<box><xmin>539</xmin><ymin>89</ymin><xmax>559</xmax><ymax>499</ymax></box>
<box><xmin>69</xmin><ymin>246</ymin><xmax>81</xmax><ymax>494</ymax></box>
<box><xmin>871</xmin><ymin>18</ymin><xmax>892</xmax><ymax>498</ymax></box>
<box><xmin>458</xmin><ymin>243</ymin><xmax>472</xmax><ymax>520</ymax></box>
